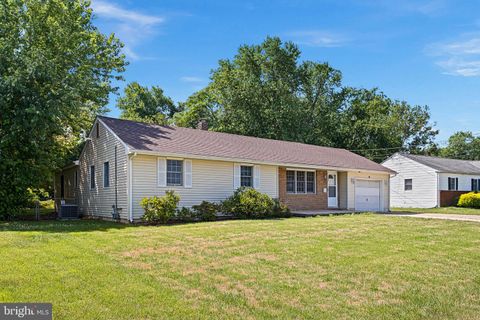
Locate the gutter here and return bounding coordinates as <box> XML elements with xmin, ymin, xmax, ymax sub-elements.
<box><xmin>127</xmin><ymin>149</ymin><xmax>393</xmax><ymax>176</ymax></box>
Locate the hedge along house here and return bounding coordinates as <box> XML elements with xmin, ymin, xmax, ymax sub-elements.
<box><xmin>382</xmin><ymin>153</ymin><xmax>480</xmax><ymax>208</ymax></box>
<box><xmin>54</xmin><ymin>116</ymin><xmax>394</xmax><ymax>222</ymax></box>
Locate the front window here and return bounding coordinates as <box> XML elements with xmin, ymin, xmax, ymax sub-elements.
<box><xmin>286</xmin><ymin>170</ymin><xmax>316</xmax><ymax>194</ymax></box>
<box><xmin>241</xmin><ymin>166</ymin><xmax>253</xmax><ymax>187</ymax></box>
<box><xmin>167</xmin><ymin>160</ymin><xmax>183</xmax><ymax>186</ymax></box>
<box><xmin>448</xmin><ymin>177</ymin><xmax>458</xmax><ymax>191</ymax></box>
<box><xmin>404</xmin><ymin>179</ymin><xmax>412</xmax><ymax>191</ymax></box>
<box><xmin>307</xmin><ymin>172</ymin><xmax>315</xmax><ymax>193</ymax></box>
<box><xmin>296</xmin><ymin>171</ymin><xmax>305</xmax><ymax>193</ymax></box>
<box><xmin>286</xmin><ymin>171</ymin><xmax>295</xmax><ymax>193</ymax></box>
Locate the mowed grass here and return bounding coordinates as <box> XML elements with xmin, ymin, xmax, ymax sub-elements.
<box><xmin>392</xmin><ymin>206</ymin><xmax>480</xmax><ymax>215</ymax></box>
<box><xmin>1</xmin><ymin>215</ymin><xmax>480</xmax><ymax>319</ymax></box>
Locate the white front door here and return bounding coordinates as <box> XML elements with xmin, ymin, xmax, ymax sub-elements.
<box><xmin>327</xmin><ymin>171</ymin><xmax>338</xmax><ymax>208</ymax></box>
<box><xmin>355</xmin><ymin>179</ymin><xmax>381</xmax><ymax>211</ymax></box>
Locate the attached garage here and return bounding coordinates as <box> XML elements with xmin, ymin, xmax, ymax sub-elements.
<box><xmin>355</xmin><ymin>179</ymin><xmax>381</xmax><ymax>211</ymax></box>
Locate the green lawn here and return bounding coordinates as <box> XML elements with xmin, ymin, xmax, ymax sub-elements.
<box><xmin>1</xmin><ymin>215</ymin><xmax>480</xmax><ymax>319</ymax></box>
<box><xmin>392</xmin><ymin>206</ymin><xmax>480</xmax><ymax>215</ymax></box>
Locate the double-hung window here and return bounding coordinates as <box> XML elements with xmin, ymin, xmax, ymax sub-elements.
<box><xmin>448</xmin><ymin>177</ymin><xmax>458</xmax><ymax>191</ymax></box>
<box><xmin>404</xmin><ymin>179</ymin><xmax>413</xmax><ymax>191</ymax></box>
<box><xmin>103</xmin><ymin>162</ymin><xmax>110</xmax><ymax>188</ymax></box>
<box><xmin>472</xmin><ymin>179</ymin><xmax>480</xmax><ymax>192</ymax></box>
<box><xmin>240</xmin><ymin>166</ymin><xmax>253</xmax><ymax>187</ymax></box>
<box><xmin>167</xmin><ymin>160</ymin><xmax>183</xmax><ymax>186</ymax></box>
<box><xmin>90</xmin><ymin>165</ymin><xmax>95</xmax><ymax>189</ymax></box>
<box><xmin>286</xmin><ymin>170</ymin><xmax>316</xmax><ymax>194</ymax></box>
<box><xmin>286</xmin><ymin>171</ymin><xmax>295</xmax><ymax>193</ymax></box>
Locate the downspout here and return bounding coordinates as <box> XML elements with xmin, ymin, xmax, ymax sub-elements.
<box><xmin>115</xmin><ymin>145</ymin><xmax>118</xmax><ymax>214</ymax></box>
<box><xmin>437</xmin><ymin>173</ymin><xmax>440</xmax><ymax>208</ymax></box>
<box><xmin>128</xmin><ymin>152</ymin><xmax>137</xmax><ymax>223</ymax></box>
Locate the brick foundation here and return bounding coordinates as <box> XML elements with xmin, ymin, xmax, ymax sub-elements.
<box><xmin>278</xmin><ymin>167</ymin><xmax>328</xmax><ymax>211</ymax></box>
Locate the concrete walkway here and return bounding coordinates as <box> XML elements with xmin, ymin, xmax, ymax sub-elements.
<box><xmin>388</xmin><ymin>213</ymin><xmax>480</xmax><ymax>223</ymax></box>
<box><xmin>292</xmin><ymin>210</ymin><xmax>354</xmax><ymax>217</ymax></box>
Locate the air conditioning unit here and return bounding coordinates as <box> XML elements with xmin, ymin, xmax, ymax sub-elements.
<box><xmin>60</xmin><ymin>204</ymin><xmax>79</xmax><ymax>219</ymax></box>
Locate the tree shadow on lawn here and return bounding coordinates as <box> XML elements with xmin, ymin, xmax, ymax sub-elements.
<box><xmin>0</xmin><ymin>219</ymin><xmax>136</xmax><ymax>233</ymax></box>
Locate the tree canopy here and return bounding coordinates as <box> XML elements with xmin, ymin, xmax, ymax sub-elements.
<box><xmin>117</xmin><ymin>82</ymin><xmax>179</xmax><ymax>125</ymax></box>
<box><xmin>0</xmin><ymin>0</ymin><xmax>125</xmax><ymax>216</ymax></box>
<box><xmin>439</xmin><ymin>131</ymin><xmax>480</xmax><ymax>160</ymax></box>
<box><xmin>174</xmin><ymin>37</ymin><xmax>438</xmax><ymax>161</ymax></box>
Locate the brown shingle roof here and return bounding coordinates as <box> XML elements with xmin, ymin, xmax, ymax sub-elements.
<box><xmin>99</xmin><ymin>116</ymin><xmax>393</xmax><ymax>173</ymax></box>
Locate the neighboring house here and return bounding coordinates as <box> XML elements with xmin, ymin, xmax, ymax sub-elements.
<box><xmin>55</xmin><ymin>116</ymin><xmax>394</xmax><ymax>222</ymax></box>
<box><xmin>382</xmin><ymin>153</ymin><xmax>480</xmax><ymax>208</ymax></box>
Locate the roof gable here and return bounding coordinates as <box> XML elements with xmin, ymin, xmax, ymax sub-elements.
<box><xmin>98</xmin><ymin>116</ymin><xmax>393</xmax><ymax>173</ymax></box>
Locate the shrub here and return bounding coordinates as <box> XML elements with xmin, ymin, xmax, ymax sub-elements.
<box><xmin>192</xmin><ymin>201</ymin><xmax>219</xmax><ymax>221</ymax></box>
<box><xmin>221</xmin><ymin>187</ymin><xmax>288</xmax><ymax>219</ymax></box>
<box><xmin>457</xmin><ymin>192</ymin><xmax>480</xmax><ymax>208</ymax></box>
<box><xmin>176</xmin><ymin>207</ymin><xmax>195</xmax><ymax>222</ymax></box>
<box><xmin>26</xmin><ymin>188</ymin><xmax>50</xmax><ymax>207</ymax></box>
<box><xmin>140</xmin><ymin>191</ymin><xmax>180</xmax><ymax>223</ymax></box>
<box><xmin>272</xmin><ymin>198</ymin><xmax>291</xmax><ymax>218</ymax></box>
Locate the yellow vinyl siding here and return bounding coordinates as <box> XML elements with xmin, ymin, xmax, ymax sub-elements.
<box><xmin>131</xmin><ymin>155</ymin><xmax>278</xmax><ymax>221</ymax></box>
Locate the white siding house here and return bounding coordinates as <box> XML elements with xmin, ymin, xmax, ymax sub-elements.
<box><xmin>382</xmin><ymin>153</ymin><xmax>480</xmax><ymax>208</ymax></box>
<box><xmin>55</xmin><ymin>116</ymin><xmax>393</xmax><ymax>222</ymax></box>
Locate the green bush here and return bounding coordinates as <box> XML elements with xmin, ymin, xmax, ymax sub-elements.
<box><xmin>221</xmin><ymin>187</ymin><xmax>289</xmax><ymax>219</ymax></box>
<box><xmin>26</xmin><ymin>188</ymin><xmax>50</xmax><ymax>207</ymax></box>
<box><xmin>175</xmin><ymin>207</ymin><xmax>195</xmax><ymax>222</ymax></box>
<box><xmin>272</xmin><ymin>199</ymin><xmax>291</xmax><ymax>218</ymax></box>
<box><xmin>140</xmin><ymin>191</ymin><xmax>180</xmax><ymax>223</ymax></box>
<box><xmin>192</xmin><ymin>201</ymin><xmax>219</xmax><ymax>221</ymax></box>
<box><xmin>457</xmin><ymin>192</ymin><xmax>480</xmax><ymax>208</ymax></box>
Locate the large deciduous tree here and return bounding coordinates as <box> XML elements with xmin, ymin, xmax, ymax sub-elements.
<box><xmin>439</xmin><ymin>131</ymin><xmax>480</xmax><ymax>160</ymax></box>
<box><xmin>117</xmin><ymin>82</ymin><xmax>179</xmax><ymax>125</ymax></box>
<box><xmin>0</xmin><ymin>0</ymin><xmax>126</xmax><ymax>217</ymax></box>
<box><xmin>175</xmin><ymin>37</ymin><xmax>437</xmax><ymax>161</ymax></box>
<box><xmin>338</xmin><ymin>88</ymin><xmax>438</xmax><ymax>161</ymax></box>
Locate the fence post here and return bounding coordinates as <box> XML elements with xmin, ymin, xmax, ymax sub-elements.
<box><xmin>35</xmin><ymin>201</ymin><xmax>40</xmax><ymax>221</ymax></box>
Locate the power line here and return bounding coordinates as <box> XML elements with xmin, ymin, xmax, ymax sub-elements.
<box><xmin>349</xmin><ymin>146</ymin><xmax>404</xmax><ymax>152</ymax></box>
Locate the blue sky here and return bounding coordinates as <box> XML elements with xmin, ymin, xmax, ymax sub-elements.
<box><xmin>91</xmin><ymin>0</ymin><xmax>480</xmax><ymax>143</ymax></box>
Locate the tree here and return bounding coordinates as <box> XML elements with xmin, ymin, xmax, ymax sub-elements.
<box><xmin>173</xmin><ymin>88</ymin><xmax>220</xmax><ymax>128</ymax></box>
<box><xmin>337</xmin><ymin>88</ymin><xmax>438</xmax><ymax>161</ymax></box>
<box><xmin>440</xmin><ymin>131</ymin><xmax>480</xmax><ymax>160</ymax></box>
<box><xmin>0</xmin><ymin>0</ymin><xmax>126</xmax><ymax>217</ymax></box>
<box><xmin>117</xmin><ymin>82</ymin><xmax>179</xmax><ymax>125</ymax></box>
<box><xmin>177</xmin><ymin>37</ymin><xmax>437</xmax><ymax>162</ymax></box>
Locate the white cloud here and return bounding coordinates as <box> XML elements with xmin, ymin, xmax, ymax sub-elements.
<box><xmin>286</xmin><ymin>30</ymin><xmax>347</xmax><ymax>48</ymax></box>
<box><xmin>91</xmin><ymin>0</ymin><xmax>164</xmax><ymax>60</ymax></box>
<box><xmin>427</xmin><ymin>34</ymin><xmax>480</xmax><ymax>77</ymax></box>
<box><xmin>180</xmin><ymin>76</ymin><xmax>205</xmax><ymax>83</ymax></box>
<box><xmin>91</xmin><ymin>1</ymin><xmax>164</xmax><ymax>25</ymax></box>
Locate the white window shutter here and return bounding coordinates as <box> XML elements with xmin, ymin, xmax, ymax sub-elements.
<box><xmin>233</xmin><ymin>164</ymin><xmax>241</xmax><ymax>189</ymax></box>
<box><xmin>157</xmin><ymin>157</ymin><xmax>166</xmax><ymax>187</ymax></box>
<box><xmin>184</xmin><ymin>159</ymin><xmax>192</xmax><ymax>188</ymax></box>
<box><xmin>254</xmin><ymin>165</ymin><xmax>261</xmax><ymax>189</ymax></box>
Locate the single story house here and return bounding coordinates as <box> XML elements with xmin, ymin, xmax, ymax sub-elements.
<box><xmin>55</xmin><ymin>116</ymin><xmax>394</xmax><ymax>222</ymax></box>
<box><xmin>382</xmin><ymin>153</ymin><xmax>480</xmax><ymax>208</ymax></box>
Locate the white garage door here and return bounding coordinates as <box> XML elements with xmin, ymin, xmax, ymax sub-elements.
<box><xmin>355</xmin><ymin>180</ymin><xmax>381</xmax><ymax>211</ymax></box>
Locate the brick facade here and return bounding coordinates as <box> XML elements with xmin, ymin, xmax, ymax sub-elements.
<box><xmin>278</xmin><ymin>167</ymin><xmax>328</xmax><ymax>211</ymax></box>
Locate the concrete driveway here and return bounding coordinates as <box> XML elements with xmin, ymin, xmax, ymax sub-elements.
<box><xmin>388</xmin><ymin>213</ymin><xmax>480</xmax><ymax>223</ymax></box>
